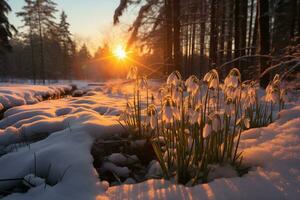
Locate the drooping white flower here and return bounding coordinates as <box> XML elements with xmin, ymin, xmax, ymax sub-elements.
<box><xmin>203</xmin><ymin>123</ymin><xmax>212</xmax><ymax>138</ymax></box>
<box><xmin>167</xmin><ymin>71</ymin><xmax>182</xmax><ymax>86</ymax></box>
<box><xmin>227</xmin><ymin>68</ymin><xmax>241</xmax><ymax>86</ymax></box>
<box><xmin>162</xmin><ymin>96</ymin><xmax>179</xmax><ymax>123</ymax></box>
<box><xmin>209</xmin><ymin>113</ymin><xmax>221</xmax><ymax>132</ymax></box>
<box><xmin>204</xmin><ymin>69</ymin><xmax>219</xmax><ymax>90</ymax></box>
<box><xmin>189</xmin><ymin>107</ymin><xmax>202</xmax><ymax>125</ymax></box>
<box><xmin>172</xmin><ymin>85</ymin><xmax>183</xmax><ymax>105</ymax></box>
<box><xmin>224</xmin><ymin>75</ymin><xmax>239</xmax><ymax>88</ymax></box>
<box><xmin>209</xmin><ymin>78</ymin><xmax>219</xmax><ymax>89</ymax></box>
<box><xmin>244</xmin><ymin>118</ymin><xmax>250</xmax><ymax>129</ymax></box>
<box><xmin>185</xmin><ymin>75</ymin><xmax>199</xmax><ymax>96</ymax></box>
<box><xmin>127</xmin><ymin>66</ymin><xmax>138</xmax><ymax>80</ymax></box>
<box><xmin>138</xmin><ymin>76</ymin><xmax>148</xmax><ymax>89</ymax></box>
<box><xmin>146</xmin><ymin>104</ymin><xmax>158</xmax><ymax>130</ymax></box>
<box><xmin>157</xmin><ymin>88</ymin><xmax>165</xmax><ymax>101</ymax></box>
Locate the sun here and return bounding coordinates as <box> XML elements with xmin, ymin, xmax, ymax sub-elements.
<box><xmin>113</xmin><ymin>45</ymin><xmax>127</xmax><ymax>60</ymax></box>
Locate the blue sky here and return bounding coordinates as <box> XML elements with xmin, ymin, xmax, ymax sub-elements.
<box><xmin>8</xmin><ymin>0</ymin><xmax>126</xmax><ymax>52</ymax></box>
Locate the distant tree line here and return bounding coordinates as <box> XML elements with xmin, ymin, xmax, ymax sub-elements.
<box><xmin>0</xmin><ymin>0</ymin><xmax>93</xmax><ymax>83</ymax></box>
<box><xmin>114</xmin><ymin>0</ymin><xmax>300</xmax><ymax>86</ymax></box>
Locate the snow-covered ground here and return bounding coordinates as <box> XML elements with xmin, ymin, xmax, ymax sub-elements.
<box><xmin>0</xmin><ymin>84</ymin><xmax>73</xmax><ymax>112</ymax></box>
<box><xmin>0</xmin><ymin>82</ymin><xmax>299</xmax><ymax>200</ymax></box>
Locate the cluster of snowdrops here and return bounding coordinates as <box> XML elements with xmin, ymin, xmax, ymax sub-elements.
<box><xmin>119</xmin><ymin>67</ymin><xmax>289</xmax><ymax>185</ymax></box>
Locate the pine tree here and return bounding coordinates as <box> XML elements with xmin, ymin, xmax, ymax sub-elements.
<box><xmin>58</xmin><ymin>11</ymin><xmax>72</xmax><ymax>80</ymax></box>
<box><xmin>17</xmin><ymin>0</ymin><xmax>38</xmax><ymax>83</ymax></box>
<box><xmin>34</xmin><ymin>0</ymin><xmax>57</xmax><ymax>84</ymax></box>
<box><xmin>0</xmin><ymin>0</ymin><xmax>16</xmax><ymax>52</ymax></box>
<box><xmin>78</xmin><ymin>44</ymin><xmax>91</xmax><ymax>80</ymax></box>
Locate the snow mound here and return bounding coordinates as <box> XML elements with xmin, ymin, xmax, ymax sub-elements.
<box><xmin>0</xmin><ymin>85</ymin><xmax>72</xmax><ymax>111</ymax></box>
<box><xmin>0</xmin><ymin>82</ymin><xmax>299</xmax><ymax>200</ymax></box>
<box><xmin>0</xmin><ymin>90</ymin><xmax>126</xmax><ymax>199</ymax></box>
<box><xmin>100</xmin><ymin>104</ymin><xmax>300</xmax><ymax>200</ymax></box>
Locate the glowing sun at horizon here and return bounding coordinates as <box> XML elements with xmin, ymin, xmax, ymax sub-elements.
<box><xmin>113</xmin><ymin>45</ymin><xmax>127</xmax><ymax>60</ymax></box>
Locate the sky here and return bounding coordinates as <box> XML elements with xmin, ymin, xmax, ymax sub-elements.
<box><xmin>8</xmin><ymin>0</ymin><xmax>132</xmax><ymax>54</ymax></box>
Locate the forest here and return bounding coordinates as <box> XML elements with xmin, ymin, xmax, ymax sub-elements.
<box><xmin>0</xmin><ymin>0</ymin><xmax>299</xmax><ymax>86</ymax></box>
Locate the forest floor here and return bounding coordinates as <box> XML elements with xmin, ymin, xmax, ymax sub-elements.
<box><xmin>0</xmin><ymin>80</ymin><xmax>299</xmax><ymax>200</ymax></box>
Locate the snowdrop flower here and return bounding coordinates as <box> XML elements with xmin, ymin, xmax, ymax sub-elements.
<box><xmin>146</xmin><ymin>104</ymin><xmax>158</xmax><ymax>130</ymax></box>
<box><xmin>127</xmin><ymin>66</ymin><xmax>138</xmax><ymax>80</ymax></box>
<box><xmin>203</xmin><ymin>123</ymin><xmax>212</xmax><ymax>138</ymax></box>
<box><xmin>204</xmin><ymin>69</ymin><xmax>219</xmax><ymax>90</ymax></box>
<box><xmin>265</xmin><ymin>92</ymin><xmax>278</xmax><ymax>103</ymax></box>
<box><xmin>244</xmin><ymin>118</ymin><xmax>250</xmax><ymax>129</ymax></box>
<box><xmin>236</xmin><ymin>117</ymin><xmax>250</xmax><ymax>129</ymax></box>
<box><xmin>209</xmin><ymin>78</ymin><xmax>219</xmax><ymax>90</ymax></box>
<box><xmin>162</xmin><ymin>96</ymin><xmax>179</xmax><ymax>123</ymax></box>
<box><xmin>265</xmin><ymin>84</ymin><xmax>279</xmax><ymax>103</ymax></box>
<box><xmin>172</xmin><ymin>85</ymin><xmax>183</xmax><ymax>105</ymax></box>
<box><xmin>209</xmin><ymin>113</ymin><xmax>221</xmax><ymax>132</ymax></box>
<box><xmin>224</xmin><ymin>68</ymin><xmax>241</xmax><ymax>88</ymax></box>
<box><xmin>189</xmin><ymin>107</ymin><xmax>202</xmax><ymax>125</ymax></box>
<box><xmin>138</xmin><ymin>76</ymin><xmax>148</xmax><ymax>89</ymax></box>
<box><xmin>157</xmin><ymin>88</ymin><xmax>165</xmax><ymax>101</ymax></box>
<box><xmin>185</xmin><ymin>75</ymin><xmax>199</xmax><ymax>96</ymax></box>
<box><xmin>167</xmin><ymin>71</ymin><xmax>182</xmax><ymax>86</ymax></box>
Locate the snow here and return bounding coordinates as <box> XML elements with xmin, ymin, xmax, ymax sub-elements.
<box><xmin>0</xmin><ymin>84</ymin><xmax>73</xmax><ymax>112</ymax></box>
<box><xmin>0</xmin><ymin>82</ymin><xmax>299</xmax><ymax>199</ymax></box>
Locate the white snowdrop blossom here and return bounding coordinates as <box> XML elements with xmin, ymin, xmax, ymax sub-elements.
<box><xmin>209</xmin><ymin>113</ymin><xmax>221</xmax><ymax>132</ymax></box>
<box><xmin>244</xmin><ymin>118</ymin><xmax>250</xmax><ymax>129</ymax></box>
<box><xmin>172</xmin><ymin>86</ymin><xmax>183</xmax><ymax>105</ymax></box>
<box><xmin>209</xmin><ymin>78</ymin><xmax>219</xmax><ymax>90</ymax></box>
<box><xmin>185</xmin><ymin>75</ymin><xmax>199</xmax><ymax>96</ymax></box>
<box><xmin>157</xmin><ymin>88</ymin><xmax>165</xmax><ymax>101</ymax></box>
<box><xmin>224</xmin><ymin>68</ymin><xmax>241</xmax><ymax>88</ymax></box>
<box><xmin>146</xmin><ymin>104</ymin><xmax>158</xmax><ymax>130</ymax></box>
<box><xmin>138</xmin><ymin>76</ymin><xmax>148</xmax><ymax>89</ymax></box>
<box><xmin>203</xmin><ymin>123</ymin><xmax>212</xmax><ymax>138</ymax></box>
<box><xmin>189</xmin><ymin>107</ymin><xmax>202</xmax><ymax>125</ymax></box>
<box><xmin>167</xmin><ymin>71</ymin><xmax>182</xmax><ymax>86</ymax></box>
<box><xmin>204</xmin><ymin>69</ymin><xmax>219</xmax><ymax>90</ymax></box>
<box><xmin>127</xmin><ymin>66</ymin><xmax>138</xmax><ymax>80</ymax></box>
<box><xmin>224</xmin><ymin>75</ymin><xmax>239</xmax><ymax>88</ymax></box>
<box><xmin>265</xmin><ymin>84</ymin><xmax>279</xmax><ymax>103</ymax></box>
<box><xmin>162</xmin><ymin>97</ymin><xmax>180</xmax><ymax>123</ymax></box>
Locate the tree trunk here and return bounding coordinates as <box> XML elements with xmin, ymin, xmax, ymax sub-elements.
<box><xmin>257</xmin><ymin>0</ymin><xmax>270</xmax><ymax>88</ymax></box>
<box><xmin>209</xmin><ymin>0</ymin><xmax>218</xmax><ymax>66</ymax></box>
<box><xmin>234</xmin><ymin>0</ymin><xmax>240</xmax><ymax>59</ymax></box>
<box><xmin>226</xmin><ymin>0</ymin><xmax>233</xmax><ymax>62</ymax></box>
<box><xmin>37</xmin><ymin>4</ymin><xmax>45</xmax><ymax>85</ymax></box>
<box><xmin>247</xmin><ymin>0</ymin><xmax>255</xmax><ymax>55</ymax></box>
<box><xmin>29</xmin><ymin>29</ymin><xmax>36</xmax><ymax>85</ymax></box>
<box><xmin>173</xmin><ymin>0</ymin><xmax>181</xmax><ymax>72</ymax></box>
<box><xmin>240</xmin><ymin>0</ymin><xmax>248</xmax><ymax>57</ymax></box>
<box><xmin>219</xmin><ymin>0</ymin><xmax>226</xmax><ymax>66</ymax></box>
<box><xmin>164</xmin><ymin>0</ymin><xmax>173</xmax><ymax>75</ymax></box>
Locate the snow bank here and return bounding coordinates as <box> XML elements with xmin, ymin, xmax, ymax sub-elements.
<box><xmin>0</xmin><ymin>85</ymin><xmax>73</xmax><ymax>112</ymax></box>
<box><xmin>0</xmin><ymin>82</ymin><xmax>299</xmax><ymax>200</ymax></box>
<box><xmin>0</xmin><ymin>89</ymin><xmax>126</xmax><ymax>199</ymax></box>
<box><xmin>100</xmin><ymin>104</ymin><xmax>300</xmax><ymax>200</ymax></box>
